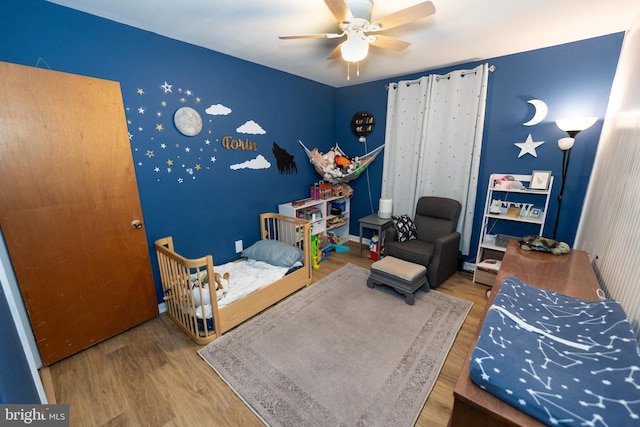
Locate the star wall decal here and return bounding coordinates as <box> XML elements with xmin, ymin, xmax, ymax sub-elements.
<box><xmin>161</xmin><ymin>81</ymin><xmax>172</xmax><ymax>93</ymax></box>
<box><xmin>514</xmin><ymin>134</ymin><xmax>544</xmax><ymax>158</ymax></box>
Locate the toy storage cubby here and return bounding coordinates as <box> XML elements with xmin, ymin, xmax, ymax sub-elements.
<box><xmin>474</xmin><ymin>173</ymin><xmax>553</xmax><ymax>286</ymax></box>
<box><xmin>279</xmin><ymin>195</ymin><xmax>350</xmax><ymax>266</ymax></box>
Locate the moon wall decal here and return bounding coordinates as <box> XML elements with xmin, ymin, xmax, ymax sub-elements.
<box><xmin>523</xmin><ymin>99</ymin><xmax>548</xmax><ymax>126</ymax></box>
<box><xmin>174</xmin><ymin>106</ymin><xmax>203</xmax><ymax>136</ymax></box>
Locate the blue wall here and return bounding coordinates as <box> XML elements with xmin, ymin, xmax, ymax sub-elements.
<box><xmin>0</xmin><ymin>0</ymin><xmax>622</xmax><ymax>290</ymax></box>
<box><xmin>0</xmin><ymin>282</ymin><xmax>40</xmax><ymax>403</ymax></box>
<box><xmin>336</xmin><ymin>35</ymin><xmax>623</xmax><ymax>259</ymax></box>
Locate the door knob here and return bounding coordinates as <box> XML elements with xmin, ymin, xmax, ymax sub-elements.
<box><xmin>131</xmin><ymin>220</ymin><xmax>143</xmax><ymax>229</ymax></box>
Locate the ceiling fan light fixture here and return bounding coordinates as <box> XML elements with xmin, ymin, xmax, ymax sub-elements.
<box><xmin>279</xmin><ymin>0</ymin><xmax>437</xmax><ymax>74</ymax></box>
<box><xmin>341</xmin><ymin>34</ymin><xmax>369</xmax><ymax>62</ymax></box>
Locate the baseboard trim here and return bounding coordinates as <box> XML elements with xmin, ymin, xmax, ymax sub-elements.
<box><xmin>39</xmin><ymin>367</ymin><xmax>56</xmax><ymax>404</ymax></box>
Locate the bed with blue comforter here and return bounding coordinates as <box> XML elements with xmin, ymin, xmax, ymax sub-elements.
<box><xmin>469</xmin><ymin>276</ymin><xmax>640</xmax><ymax>426</ymax></box>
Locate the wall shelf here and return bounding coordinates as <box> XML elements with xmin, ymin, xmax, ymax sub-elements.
<box><xmin>473</xmin><ymin>173</ymin><xmax>553</xmax><ymax>286</ymax></box>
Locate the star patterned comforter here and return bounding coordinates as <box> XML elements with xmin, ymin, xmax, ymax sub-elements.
<box><xmin>469</xmin><ymin>276</ymin><xmax>640</xmax><ymax>426</ymax></box>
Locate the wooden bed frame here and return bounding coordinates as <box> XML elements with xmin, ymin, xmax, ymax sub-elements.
<box><xmin>155</xmin><ymin>213</ymin><xmax>311</xmax><ymax>345</ymax></box>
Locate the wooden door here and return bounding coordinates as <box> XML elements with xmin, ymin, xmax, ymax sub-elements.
<box><xmin>0</xmin><ymin>61</ymin><xmax>158</xmax><ymax>365</ymax></box>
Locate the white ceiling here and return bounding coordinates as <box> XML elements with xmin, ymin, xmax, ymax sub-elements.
<box><xmin>46</xmin><ymin>0</ymin><xmax>639</xmax><ymax>88</ymax></box>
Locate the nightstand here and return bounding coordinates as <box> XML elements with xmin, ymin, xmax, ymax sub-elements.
<box><xmin>358</xmin><ymin>214</ymin><xmax>393</xmax><ymax>258</ymax></box>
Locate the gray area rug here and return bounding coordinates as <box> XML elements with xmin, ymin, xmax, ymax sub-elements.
<box><xmin>198</xmin><ymin>263</ymin><xmax>472</xmax><ymax>426</ymax></box>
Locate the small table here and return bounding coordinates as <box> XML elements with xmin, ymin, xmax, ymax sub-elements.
<box><xmin>358</xmin><ymin>214</ymin><xmax>393</xmax><ymax>258</ymax></box>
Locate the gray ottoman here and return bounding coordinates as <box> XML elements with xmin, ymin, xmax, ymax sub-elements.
<box><xmin>367</xmin><ymin>256</ymin><xmax>428</xmax><ymax>305</ymax></box>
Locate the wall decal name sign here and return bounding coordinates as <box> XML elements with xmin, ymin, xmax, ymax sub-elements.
<box><xmin>221</xmin><ymin>135</ymin><xmax>258</xmax><ymax>151</ymax></box>
<box><xmin>490</xmin><ymin>199</ymin><xmax>535</xmax><ymax>216</ymax></box>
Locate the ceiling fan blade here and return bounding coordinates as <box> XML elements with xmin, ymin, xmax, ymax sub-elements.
<box><xmin>370</xmin><ymin>35</ymin><xmax>411</xmax><ymax>51</ymax></box>
<box><xmin>326</xmin><ymin>43</ymin><xmax>343</xmax><ymax>60</ymax></box>
<box><xmin>369</xmin><ymin>1</ymin><xmax>435</xmax><ymax>32</ymax></box>
<box><xmin>324</xmin><ymin>0</ymin><xmax>352</xmax><ymax>23</ymax></box>
<box><xmin>279</xmin><ymin>33</ymin><xmax>344</xmax><ymax>40</ymax></box>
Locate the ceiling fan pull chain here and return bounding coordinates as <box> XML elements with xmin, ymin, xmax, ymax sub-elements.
<box><xmin>347</xmin><ymin>61</ymin><xmax>351</xmax><ymax>80</ymax></box>
<box><xmin>357</xmin><ymin>61</ymin><xmax>360</xmax><ymax>77</ymax></box>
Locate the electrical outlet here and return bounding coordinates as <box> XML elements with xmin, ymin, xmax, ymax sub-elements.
<box><xmin>235</xmin><ymin>240</ymin><xmax>243</xmax><ymax>253</ymax></box>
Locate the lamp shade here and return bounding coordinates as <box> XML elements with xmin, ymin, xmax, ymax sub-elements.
<box><xmin>556</xmin><ymin>117</ymin><xmax>597</xmax><ymax>133</ymax></box>
<box><xmin>558</xmin><ymin>137</ymin><xmax>575</xmax><ymax>151</ymax></box>
<box><xmin>341</xmin><ymin>36</ymin><xmax>369</xmax><ymax>62</ymax></box>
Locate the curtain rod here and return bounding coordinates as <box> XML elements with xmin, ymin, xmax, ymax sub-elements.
<box><xmin>386</xmin><ymin>64</ymin><xmax>495</xmax><ymax>90</ymax></box>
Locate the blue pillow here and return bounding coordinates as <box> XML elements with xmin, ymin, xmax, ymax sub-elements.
<box><xmin>241</xmin><ymin>240</ymin><xmax>304</xmax><ymax>267</ymax></box>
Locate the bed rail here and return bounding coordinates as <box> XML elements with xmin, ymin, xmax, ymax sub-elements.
<box><xmin>155</xmin><ymin>236</ymin><xmax>219</xmax><ymax>343</ymax></box>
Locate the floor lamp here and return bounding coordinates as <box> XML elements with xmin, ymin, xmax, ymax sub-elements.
<box><xmin>552</xmin><ymin>116</ymin><xmax>598</xmax><ymax>239</ymax></box>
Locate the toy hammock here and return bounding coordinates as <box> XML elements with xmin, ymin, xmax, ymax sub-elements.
<box><xmin>299</xmin><ymin>140</ymin><xmax>384</xmax><ymax>184</ymax></box>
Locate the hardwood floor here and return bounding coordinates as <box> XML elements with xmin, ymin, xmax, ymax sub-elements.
<box><xmin>46</xmin><ymin>241</ymin><xmax>489</xmax><ymax>426</ymax></box>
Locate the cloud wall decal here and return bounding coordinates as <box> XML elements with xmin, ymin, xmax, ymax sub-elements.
<box><xmin>205</xmin><ymin>104</ymin><xmax>232</xmax><ymax>115</ymax></box>
<box><xmin>230</xmin><ymin>154</ymin><xmax>271</xmax><ymax>170</ymax></box>
<box><xmin>236</xmin><ymin>120</ymin><xmax>266</xmax><ymax>134</ymax></box>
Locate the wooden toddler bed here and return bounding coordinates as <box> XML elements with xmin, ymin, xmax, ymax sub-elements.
<box><xmin>155</xmin><ymin>213</ymin><xmax>311</xmax><ymax>344</ymax></box>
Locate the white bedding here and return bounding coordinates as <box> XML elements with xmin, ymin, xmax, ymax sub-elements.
<box><xmin>194</xmin><ymin>259</ymin><xmax>298</xmax><ymax>319</ymax></box>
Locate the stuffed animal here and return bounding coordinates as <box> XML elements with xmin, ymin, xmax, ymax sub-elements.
<box><xmin>493</xmin><ymin>175</ymin><xmax>524</xmax><ymax>190</ymax></box>
<box><xmin>334</xmin><ymin>154</ymin><xmax>351</xmax><ymax>169</ymax></box>
<box><xmin>191</xmin><ymin>286</ymin><xmax>211</xmax><ymax>307</ymax></box>
<box><xmin>331</xmin><ymin>183</ymin><xmax>353</xmax><ymax>198</ymax></box>
<box><xmin>213</xmin><ymin>272</ymin><xmax>230</xmax><ymax>300</ymax></box>
<box><xmin>310</xmin><ymin>148</ymin><xmax>328</xmax><ymax>168</ymax></box>
<box><xmin>322</xmin><ymin>149</ymin><xmax>338</xmax><ymax>170</ymax></box>
<box><xmin>194</xmin><ymin>271</ymin><xmax>231</xmax><ymax>304</ymax></box>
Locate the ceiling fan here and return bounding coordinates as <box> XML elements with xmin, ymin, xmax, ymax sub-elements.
<box><xmin>279</xmin><ymin>0</ymin><xmax>436</xmax><ymax>63</ymax></box>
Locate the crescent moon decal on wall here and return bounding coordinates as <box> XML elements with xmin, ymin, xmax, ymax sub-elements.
<box><xmin>523</xmin><ymin>99</ymin><xmax>548</xmax><ymax>126</ymax></box>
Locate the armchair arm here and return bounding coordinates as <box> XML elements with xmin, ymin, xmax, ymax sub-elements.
<box><xmin>386</xmin><ymin>225</ymin><xmax>399</xmax><ymax>243</ymax></box>
<box><xmin>428</xmin><ymin>231</ymin><xmax>461</xmax><ymax>288</ymax></box>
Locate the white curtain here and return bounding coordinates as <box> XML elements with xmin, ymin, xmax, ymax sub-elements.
<box><xmin>381</xmin><ymin>63</ymin><xmax>489</xmax><ymax>255</ymax></box>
